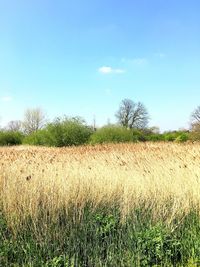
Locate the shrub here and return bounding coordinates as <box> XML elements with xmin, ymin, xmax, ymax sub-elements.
<box><xmin>163</xmin><ymin>131</ymin><xmax>189</xmax><ymax>142</ymax></box>
<box><xmin>0</xmin><ymin>131</ymin><xmax>24</xmax><ymax>146</ymax></box>
<box><xmin>163</xmin><ymin>133</ymin><xmax>177</xmax><ymax>142</ymax></box>
<box><xmin>23</xmin><ymin>117</ymin><xmax>93</xmax><ymax>147</ymax></box>
<box><xmin>147</xmin><ymin>134</ymin><xmax>165</xmax><ymax>142</ymax></box>
<box><xmin>45</xmin><ymin>117</ymin><xmax>93</xmax><ymax>147</ymax></box>
<box><xmin>175</xmin><ymin>133</ymin><xmax>189</xmax><ymax>142</ymax></box>
<box><xmin>23</xmin><ymin>129</ymin><xmax>49</xmax><ymax>146</ymax></box>
<box><xmin>90</xmin><ymin>126</ymin><xmax>134</xmax><ymax>144</ymax></box>
<box><xmin>131</xmin><ymin>129</ymin><xmax>148</xmax><ymax>142</ymax></box>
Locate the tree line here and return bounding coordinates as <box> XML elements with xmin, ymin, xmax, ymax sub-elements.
<box><xmin>0</xmin><ymin>99</ymin><xmax>200</xmax><ymax>146</ymax></box>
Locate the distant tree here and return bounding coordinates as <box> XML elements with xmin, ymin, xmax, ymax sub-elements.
<box><xmin>189</xmin><ymin>122</ymin><xmax>200</xmax><ymax>141</ymax></box>
<box><xmin>6</xmin><ymin>120</ymin><xmax>22</xmax><ymax>131</ymax></box>
<box><xmin>148</xmin><ymin>126</ymin><xmax>160</xmax><ymax>134</ymax></box>
<box><xmin>191</xmin><ymin>123</ymin><xmax>200</xmax><ymax>132</ymax></box>
<box><xmin>191</xmin><ymin>106</ymin><xmax>200</xmax><ymax>124</ymax></box>
<box><xmin>23</xmin><ymin>108</ymin><xmax>46</xmax><ymax>134</ymax></box>
<box><xmin>115</xmin><ymin>99</ymin><xmax>149</xmax><ymax>129</ymax></box>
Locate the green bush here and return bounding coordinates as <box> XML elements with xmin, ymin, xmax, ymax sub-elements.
<box><xmin>147</xmin><ymin>134</ymin><xmax>165</xmax><ymax>142</ymax></box>
<box><xmin>23</xmin><ymin>129</ymin><xmax>49</xmax><ymax>146</ymax></box>
<box><xmin>132</xmin><ymin>129</ymin><xmax>148</xmax><ymax>142</ymax></box>
<box><xmin>90</xmin><ymin>126</ymin><xmax>135</xmax><ymax>144</ymax></box>
<box><xmin>0</xmin><ymin>131</ymin><xmax>24</xmax><ymax>146</ymax></box>
<box><xmin>23</xmin><ymin>117</ymin><xmax>93</xmax><ymax>147</ymax></box>
<box><xmin>163</xmin><ymin>131</ymin><xmax>189</xmax><ymax>142</ymax></box>
<box><xmin>45</xmin><ymin>117</ymin><xmax>93</xmax><ymax>147</ymax></box>
<box><xmin>163</xmin><ymin>133</ymin><xmax>177</xmax><ymax>142</ymax></box>
<box><xmin>175</xmin><ymin>133</ymin><xmax>189</xmax><ymax>142</ymax></box>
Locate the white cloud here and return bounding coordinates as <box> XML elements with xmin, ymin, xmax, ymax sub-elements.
<box><xmin>121</xmin><ymin>57</ymin><xmax>148</xmax><ymax>66</ymax></box>
<box><xmin>1</xmin><ymin>96</ymin><xmax>12</xmax><ymax>102</ymax></box>
<box><xmin>98</xmin><ymin>66</ymin><xmax>125</xmax><ymax>74</ymax></box>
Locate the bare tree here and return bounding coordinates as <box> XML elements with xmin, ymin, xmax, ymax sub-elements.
<box><xmin>191</xmin><ymin>106</ymin><xmax>200</xmax><ymax>124</ymax></box>
<box><xmin>23</xmin><ymin>108</ymin><xmax>46</xmax><ymax>134</ymax></box>
<box><xmin>6</xmin><ymin>120</ymin><xmax>22</xmax><ymax>131</ymax></box>
<box><xmin>191</xmin><ymin>123</ymin><xmax>200</xmax><ymax>132</ymax></box>
<box><xmin>116</xmin><ymin>99</ymin><xmax>149</xmax><ymax>129</ymax></box>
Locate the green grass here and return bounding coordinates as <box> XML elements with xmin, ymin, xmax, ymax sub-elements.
<box><xmin>1</xmin><ymin>205</ymin><xmax>200</xmax><ymax>266</ymax></box>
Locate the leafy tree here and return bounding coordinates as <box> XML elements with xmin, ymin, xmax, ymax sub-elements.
<box><xmin>116</xmin><ymin>99</ymin><xmax>149</xmax><ymax>129</ymax></box>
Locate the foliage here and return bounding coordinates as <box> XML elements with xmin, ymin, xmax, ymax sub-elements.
<box><xmin>146</xmin><ymin>133</ymin><xmax>165</xmax><ymax>142</ymax></box>
<box><xmin>0</xmin><ymin>127</ymin><xmax>191</xmax><ymax>147</ymax></box>
<box><xmin>45</xmin><ymin>117</ymin><xmax>93</xmax><ymax>146</ymax></box>
<box><xmin>90</xmin><ymin>127</ymin><xmax>188</xmax><ymax>144</ymax></box>
<box><xmin>90</xmin><ymin>128</ymin><xmax>190</xmax><ymax>145</ymax></box>
<box><xmin>162</xmin><ymin>131</ymin><xmax>189</xmax><ymax>142</ymax></box>
<box><xmin>24</xmin><ymin>117</ymin><xmax>92</xmax><ymax>147</ymax></box>
<box><xmin>90</xmin><ymin>126</ymin><xmax>134</xmax><ymax>144</ymax></box>
<box><xmin>175</xmin><ymin>133</ymin><xmax>189</xmax><ymax>142</ymax></box>
<box><xmin>23</xmin><ymin>129</ymin><xmax>49</xmax><ymax>145</ymax></box>
<box><xmin>23</xmin><ymin>117</ymin><xmax>93</xmax><ymax>147</ymax></box>
<box><xmin>0</xmin><ymin>124</ymin><xmax>193</xmax><ymax>149</ymax></box>
<box><xmin>1</xmin><ymin>208</ymin><xmax>200</xmax><ymax>266</ymax></box>
<box><xmin>0</xmin><ymin>131</ymin><xmax>24</xmax><ymax>146</ymax></box>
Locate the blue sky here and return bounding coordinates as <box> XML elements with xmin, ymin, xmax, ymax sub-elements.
<box><xmin>0</xmin><ymin>0</ymin><xmax>200</xmax><ymax>131</ymax></box>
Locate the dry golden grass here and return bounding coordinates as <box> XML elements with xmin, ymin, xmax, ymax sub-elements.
<box><xmin>1</xmin><ymin>142</ymin><xmax>200</xmax><ymax>227</ymax></box>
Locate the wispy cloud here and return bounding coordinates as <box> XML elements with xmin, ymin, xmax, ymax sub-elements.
<box><xmin>98</xmin><ymin>66</ymin><xmax>125</xmax><ymax>74</ymax></box>
<box><xmin>1</xmin><ymin>96</ymin><xmax>13</xmax><ymax>102</ymax></box>
<box><xmin>121</xmin><ymin>57</ymin><xmax>148</xmax><ymax>66</ymax></box>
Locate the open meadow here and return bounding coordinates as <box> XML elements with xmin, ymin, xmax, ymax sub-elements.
<box><xmin>1</xmin><ymin>143</ymin><xmax>200</xmax><ymax>266</ymax></box>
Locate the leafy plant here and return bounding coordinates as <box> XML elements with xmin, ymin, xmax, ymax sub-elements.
<box><xmin>23</xmin><ymin>117</ymin><xmax>93</xmax><ymax>147</ymax></box>
<box><xmin>0</xmin><ymin>131</ymin><xmax>24</xmax><ymax>146</ymax></box>
<box><xmin>90</xmin><ymin>126</ymin><xmax>134</xmax><ymax>144</ymax></box>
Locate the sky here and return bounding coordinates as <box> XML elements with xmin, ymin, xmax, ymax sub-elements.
<box><xmin>0</xmin><ymin>0</ymin><xmax>200</xmax><ymax>132</ymax></box>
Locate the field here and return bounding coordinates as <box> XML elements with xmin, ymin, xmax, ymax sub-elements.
<box><xmin>1</xmin><ymin>143</ymin><xmax>200</xmax><ymax>266</ymax></box>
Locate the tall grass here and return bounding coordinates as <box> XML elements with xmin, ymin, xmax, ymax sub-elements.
<box><xmin>1</xmin><ymin>143</ymin><xmax>200</xmax><ymax>266</ymax></box>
